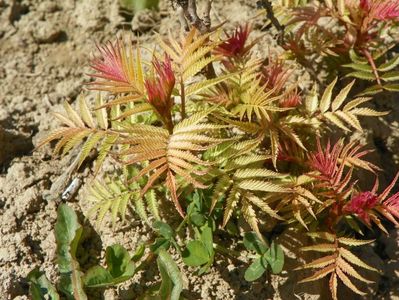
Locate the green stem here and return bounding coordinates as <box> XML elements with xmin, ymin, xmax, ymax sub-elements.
<box><xmin>176</xmin><ymin>214</ymin><xmax>189</xmax><ymax>233</ymax></box>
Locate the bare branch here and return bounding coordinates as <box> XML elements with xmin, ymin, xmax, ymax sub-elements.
<box><xmin>257</xmin><ymin>0</ymin><xmax>285</xmax><ymax>45</ymax></box>
<box><xmin>202</xmin><ymin>0</ymin><xmax>213</xmax><ymax>29</ymax></box>
<box><xmin>177</xmin><ymin>6</ymin><xmax>189</xmax><ymax>32</ymax></box>
<box><xmin>175</xmin><ymin>0</ymin><xmax>209</xmax><ymax>33</ymax></box>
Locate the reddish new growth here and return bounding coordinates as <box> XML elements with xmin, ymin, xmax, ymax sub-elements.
<box><xmin>344</xmin><ymin>172</ymin><xmax>399</xmax><ymax>226</ymax></box>
<box><xmin>145</xmin><ymin>55</ymin><xmax>175</xmax><ymax>131</ymax></box>
<box><xmin>261</xmin><ymin>57</ymin><xmax>291</xmax><ymax>94</ymax></box>
<box><xmin>344</xmin><ymin>191</ymin><xmax>378</xmax><ymax>224</ymax></box>
<box><xmin>308</xmin><ymin>139</ymin><xmax>341</xmax><ymax>182</ymax></box>
<box><xmin>91</xmin><ymin>40</ymin><xmax>128</xmax><ymax>84</ymax></box>
<box><xmin>280</xmin><ymin>89</ymin><xmax>302</xmax><ymax>108</ymax></box>
<box><xmin>216</xmin><ymin>24</ymin><xmax>251</xmax><ymax>58</ymax></box>
<box><xmin>360</xmin><ymin>0</ymin><xmax>399</xmax><ymax>20</ymax></box>
<box><xmin>384</xmin><ymin>191</ymin><xmax>399</xmax><ymax>218</ymax></box>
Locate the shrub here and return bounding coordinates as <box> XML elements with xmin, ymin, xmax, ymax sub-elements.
<box><xmin>36</xmin><ymin>1</ymin><xmax>399</xmax><ymax>299</ymax></box>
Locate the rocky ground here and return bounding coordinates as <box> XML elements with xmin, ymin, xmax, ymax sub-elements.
<box><xmin>1</xmin><ymin>0</ymin><xmax>399</xmax><ymax>299</ymax></box>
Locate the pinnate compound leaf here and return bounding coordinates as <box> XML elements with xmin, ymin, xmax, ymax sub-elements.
<box><xmin>346</xmin><ymin>71</ymin><xmax>375</xmax><ymax>81</ymax></box>
<box><xmin>336</xmin><ymin>267</ymin><xmax>366</xmax><ymax>296</ymax></box>
<box><xmin>331</xmin><ymin>80</ymin><xmax>355</xmax><ymax>112</ymax></box>
<box><xmin>337</xmin><ymin>237</ymin><xmax>374</xmax><ymax>246</ymax></box>
<box><xmin>299</xmin><ymin>264</ymin><xmax>335</xmax><ymax>283</ymax></box>
<box><xmin>343</xmin><ymin>63</ymin><xmax>372</xmax><ymax>72</ymax></box>
<box><xmin>55</xmin><ymin>204</ymin><xmax>87</xmax><ymax>300</ymax></box>
<box><xmin>378</xmin><ymin>55</ymin><xmax>399</xmax><ymax>72</ymax></box>
<box><xmin>381</xmin><ymin>83</ymin><xmax>399</xmax><ymax>92</ymax></box>
<box><xmin>381</xmin><ymin>71</ymin><xmax>399</xmax><ymax>82</ymax></box>
<box><xmin>27</xmin><ymin>268</ymin><xmax>60</xmax><ymax>300</ymax></box>
<box><xmin>319</xmin><ymin>77</ymin><xmax>337</xmax><ymax>113</ymax></box>
<box><xmin>238</xmin><ymin>180</ymin><xmax>289</xmax><ymax>192</ymax></box>
<box><xmin>338</xmin><ymin>247</ymin><xmax>379</xmax><ymax>272</ymax></box>
<box><xmin>301</xmin><ymin>243</ymin><xmax>336</xmax><ymax>252</ymax></box>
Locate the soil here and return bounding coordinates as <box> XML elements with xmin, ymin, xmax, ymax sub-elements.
<box><xmin>1</xmin><ymin>0</ymin><xmax>399</xmax><ymax>299</ymax></box>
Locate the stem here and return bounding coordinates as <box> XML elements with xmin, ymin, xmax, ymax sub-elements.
<box><xmin>176</xmin><ymin>213</ymin><xmax>189</xmax><ymax>233</ymax></box>
<box><xmin>257</xmin><ymin>0</ymin><xmax>285</xmax><ymax>45</ymax></box>
<box><xmin>164</xmin><ymin>114</ymin><xmax>174</xmax><ymax>134</ymax></box>
<box><xmin>202</xmin><ymin>0</ymin><xmax>213</xmax><ymax>30</ymax></box>
<box><xmin>362</xmin><ymin>48</ymin><xmax>381</xmax><ymax>86</ymax></box>
<box><xmin>180</xmin><ymin>79</ymin><xmax>186</xmax><ymax>120</ymax></box>
<box><xmin>176</xmin><ymin>0</ymin><xmax>209</xmax><ymax>34</ymax></box>
<box><xmin>213</xmin><ymin>243</ymin><xmax>248</xmax><ymax>264</ymax></box>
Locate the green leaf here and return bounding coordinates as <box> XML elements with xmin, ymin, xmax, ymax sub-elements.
<box><xmin>157</xmin><ymin>249</ymin><xmax>184</xmax><ymax>300</ymax></box>
<box><xmin>158</xmin><ymin>257</ymin><xmax>173</xmax><ymax>300</ymax></box>
<box><xmin>106</xmin><ymin>244</ymin><xmax>132</xmax><ymax>278</ymax></box>
<box><xmin>381</xmin><ymin>71</ymin><xmax>399</xmax><ymax>82</ymax></box>
<box><xmin>190</xmin><ymin>213</ymin><xmax>206</xmax><ymax>227</ymax></box>
<box><xmin>27</xmin><ymin>268</ymin><xmax>60</xmax><ymax>300</ymax></box>
<box><xmin>132</xmin><ymin>243</ymin><xmax>146</xmax><ymax>262</ymax></box>
<box><xmin>200</xmin><ymin>224</ymin><xmax>214</xmax><ymax>257</ymax></box>
<box><xmin>182</xmin><ymin>240</ymin><xmax>210</xmax><ymax>266</ymax></box>
<box><xmin>319</xmin><ymin>77</ymin><xmax>337</xmax><ymax>113</ymax></box>
<box><xmin>83</xmin><ymin>266</ymin><xmax>114</xmax><ymax>288</ymax></box>
<box><xmin>153</xmin><ymin>221</ymin><xmax>174</xmax><ymax>239</ymax></box>
<box><xmin>243</xmin><ymin>232</ymin><xmax>268</xmax><ymax>254</ymax></box>
<box><xmin>343</xmin><ymin>63</ymin><xmax>372</xmax><ymax>72</ymax></box>
<box><xmin>378</xmin><ymin>55</ymin><xmax>399</xmax><ymax>72</ymax></box>
<box><xmin>383</xmin><ymin>83</ymin><xmax>399</xmax><ymax>92</ymax></box>
<box><xmin>357</xmin><ymin>84</ymin><xmax>383</xmax><ymax>96</ymax></box>
<box><xmin>83</xmin><ymin>244</ymin><xmax>136</xmax><ymax>288</ymax></box>
<box><xmin>345</xmin><ymin>71</ymin><xmax>375</xmax><ymax>81</ymax></box>
<box><xmin>150</xmin><ymin>238</ymin><xmax>171</xmax><ymax>254</ymax></box>
<box><xmin>55</xmin><ymin>204</ymin><xmax>87</xmax><ymax>300</ymax></box>
<box><xmin>349</xmin><ymin>49</ymin><xmax>367</xmax><ymax>65</ymax></box>
<box><xmin>145</xmin><ymin>190</ymin><xmax>160</xmax><ymax>220</ymax></box>
<box><xmin>244</xmin><ymin>257</ymin><xmax>267</xmax><ymax>281</ymax></box>
<box><xmin>264</xmin><ymin>241</ymin><xmax>284</xmax><ymax>274</ymax></box>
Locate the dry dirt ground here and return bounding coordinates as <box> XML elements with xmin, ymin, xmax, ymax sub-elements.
<box><xmin>1</xmin><ymin>0</ymin><xmax>399</xmax><ymax>299</ymax></box>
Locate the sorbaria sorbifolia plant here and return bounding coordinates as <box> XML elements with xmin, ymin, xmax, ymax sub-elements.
<box><xmin>275</xmin><ymin>0</ymin><xmax>399</xmax><ymax>94</ymax></box>
<box><xmin>39</xmin><ymin>2</ymin><xmax>399</xmax><ymax>299</ymax></box>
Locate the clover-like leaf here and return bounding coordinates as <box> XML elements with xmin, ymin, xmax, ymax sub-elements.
<box><xmin>243</xmin><ymin>232</ymin><xmax>268</xmax><ymax>254</ymax></box>
<box><xmin>182</xmin><ymin>240</ymin><xmax>211</xmax><ymax>267</ymax></box>
<box><xmin>27</xmin><ymin>268</ymin><xmax>60</xmax><ymax>300</ymax></box>
<box><xmin>264</xmin><ymin>241</ymin><xmax>284</xmax><ymax>274</ymax></box>
<box><xmin>244</xmin><ymin>257</ymin><xmax>268</xmax><ymax>281</ymax></box>
<box><xmin>153</xmin><ymin>220</ymin><xmax>174</xmax><ymax>239</ymax></box>
<box><xmin>83</xmin><ymin>244</ymin><xmax>136</xmax><ymax>288</ymax></box>
<box><xmin>157</xmin><ymin>249</ymin><xmax>184</xmax><ymax>300</ymax></box>
<box><xmin>55</xmin><ymin>204</ymin><xmax>87</xmax><ymax>300</ymax></box>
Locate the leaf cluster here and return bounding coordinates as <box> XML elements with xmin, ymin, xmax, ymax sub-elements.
<box><xmin>37</xmin><ymin>17</ymin><xmax>399</xmax><ymax>300</ymax></box>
